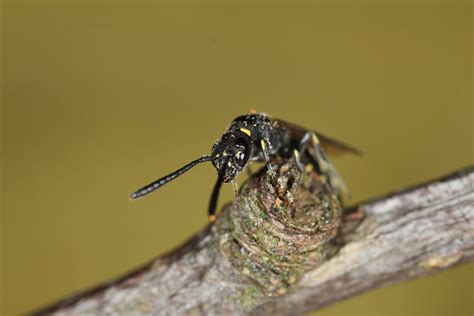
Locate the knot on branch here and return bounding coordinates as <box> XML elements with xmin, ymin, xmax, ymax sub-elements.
<box><xmin>217</xmin><ymin>161</ymin><xmax>343</xmax><ymax>296</ymax></box>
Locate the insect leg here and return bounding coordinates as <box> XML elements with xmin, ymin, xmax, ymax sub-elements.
<box><xmin>309</xmin><ymin>133</ymin><xmax>349</xmax><ymax>198</ymax></box>
<box><xmin>208</xmin><ymin>176</ymin><xmax>223</xmax><ymax>222</ymax></box>
<box><xmin>298</xmin><ymin>132</ymin><xmax>312</xmax><ymax>152</ymax></box>
<box><xmin>286</xmin><ymin>132</ymin><xmax>311</xmax><ymax>201</ymax></box>
<box><xmin>291</xmin><ymin>149</ymin><xmax>305</xmax><ymax>198</ymax></box>
<box><xmin>232</xmin><ymin>179</ymin><xmax>239</xmax><ymax>196</ymax></box>
<box><xmin>296</xmin><ymin>132</ymin><xmax>317</xmax><ymax>173</ymax></box>
<box><xmin>260</xmin><ymin>138</ymin><xmax>276</xmax><ymax>181</ymax></box>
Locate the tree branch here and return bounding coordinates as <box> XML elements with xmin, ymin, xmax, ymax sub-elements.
<box><xmin>33</xmin><ymin>164</ymin><xmax>474</xmax><ymax>316</ymax></box>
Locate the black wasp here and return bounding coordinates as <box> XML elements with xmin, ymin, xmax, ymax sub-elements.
<box><xmin>130</xmin><ymin>112</ymin><xmax>360</xmax><ymax>222</ymax></box>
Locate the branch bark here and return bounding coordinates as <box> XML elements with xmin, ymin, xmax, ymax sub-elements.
<box><xmin>34</xmin><ymin>164</ymin><xmax>474</xmax><ymax>316</ymax></box>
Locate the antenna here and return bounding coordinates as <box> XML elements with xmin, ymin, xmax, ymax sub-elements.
<box><xmin>130</xmin><ymin>155</ymin><xmax>212</xmax><ymax>200</ymax></box>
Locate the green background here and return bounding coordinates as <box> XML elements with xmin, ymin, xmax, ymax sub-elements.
<box><xmin>2</xmin><ymin>1</ymin><xmax>473</xmax><ymax>315</ymax></box>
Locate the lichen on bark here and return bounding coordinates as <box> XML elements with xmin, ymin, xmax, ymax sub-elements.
<box><xmin>217</xmin><ymin>161</ymin><xmax>343</xmax><ymax>297</ymax></box>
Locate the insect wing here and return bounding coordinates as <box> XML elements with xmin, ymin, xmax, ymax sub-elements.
<box><xmin>272</xmin><ymin>118</ymin><xmax>362</xmax><ymax>156</ymax></box>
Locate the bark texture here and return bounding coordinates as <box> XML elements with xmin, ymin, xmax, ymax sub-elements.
<box><xmin>34</xmin><ymin>164</ymin><xmax>474</xmax><ymax>316</ymax></box>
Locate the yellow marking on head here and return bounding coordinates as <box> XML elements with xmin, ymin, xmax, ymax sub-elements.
<box><xmin>305</xmin><ymin>164</ymin><xmax>313</xmax><ymax>172</ymax></box>
<box><xmin>208</xmin><ymin>215</ymin><xmax>217</xmax><ymax>222</ymax></box>
<box><xmin>239</xmin><ymin>128</ymin><xmax>251</xmax><ymax>136</ymax></box>
<box><xmin>260</xmin><ymin>139</ymin><xmax>267</xmax><ymax>150</ymax></box>
<box><xmin>311</xmin><ymin>133</ymin><xmax>320</xmax><ymax>144</ymax></box>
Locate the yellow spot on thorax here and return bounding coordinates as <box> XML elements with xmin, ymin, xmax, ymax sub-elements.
<box><xmin>260</xmin><ymin>139</ymin><xmax>267</xmax><ymax>150</ymax></box>
<box><xmin>239</xmin><ymin>128</ymin><xmax>251</xmax><ymax>136</ymax></box>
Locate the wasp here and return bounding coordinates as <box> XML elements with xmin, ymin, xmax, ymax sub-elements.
<box><xmin>130</xmin><ymin>112</ymin><xmax>360</xmax><ymax>222</ymax></box>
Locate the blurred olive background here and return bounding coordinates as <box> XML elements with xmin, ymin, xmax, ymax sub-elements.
<box><xmin>2</xmin><ymin>1</ymin><xmax>473</xmax><ymax>315</ymax></box>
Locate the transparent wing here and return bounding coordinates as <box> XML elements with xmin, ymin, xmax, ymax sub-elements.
<box><xmin>316</xmin><ymin>131</ymin><xmax>362</xmax><ymax>156</ymax></box>
<box><xmin>272</xmin><ymin>118</ymin><xmax>362</xmax><ymax>157</ymax></box>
